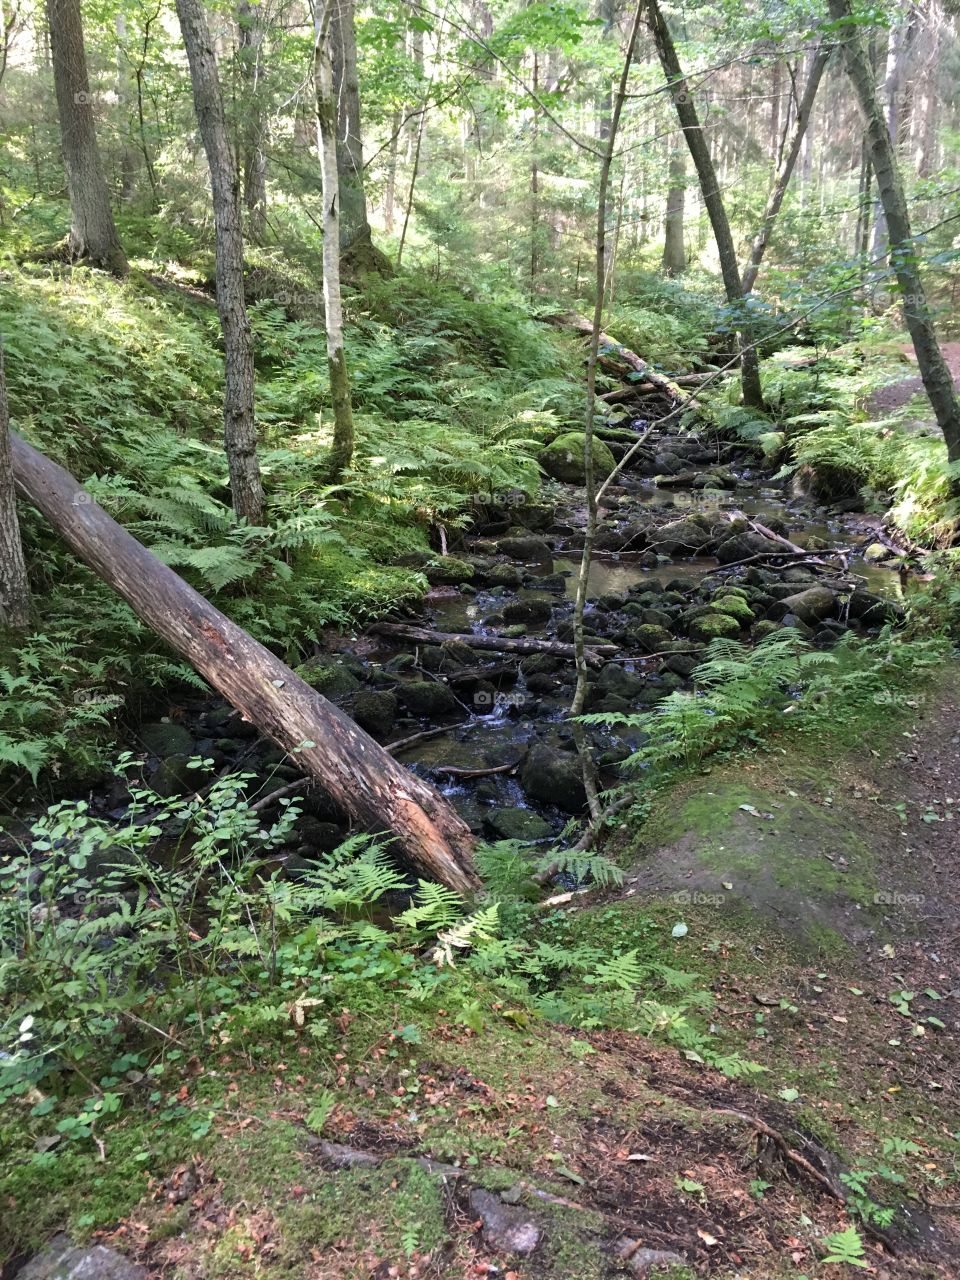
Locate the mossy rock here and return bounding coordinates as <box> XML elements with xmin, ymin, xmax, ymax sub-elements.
<box><xmin>302</xmin><ymin>660</ymin><xmax>362</xmax><ymax>699</ymax></box>
<box><xmin>483</xmin><ymin>807</ymin><xmax>554</xmax><ymax>842</ymax></box>
<box><xmin>398</xmin><ymin>681</ymin><xmax>461</xmax><ymax>718</ymax></box>
<box><xmin>425</xmin><ymin>556</ymin><xmax>474</xmax><ymax>585</ymax></box>
<box><xmin>711</xmin><ymin>594</ymin><xmax>755</xmax><ymax>623</ymax></box>
<box><xmin>630</xmin><ymin>623</ymin><xmax>673</xmax><ymax>654</ymax></box>
<box><xmin>538</xmin><ymin>432</ymin><xmax>615</xmax><ymax>484</ymax></box>
<box><xmin>688</xmin><ymin>612</ymin><xmax>742</xmax><ymax>643</ymax></box>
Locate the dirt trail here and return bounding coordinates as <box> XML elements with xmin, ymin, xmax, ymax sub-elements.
<box><xmin>868</xmin><ymin>341</ymin><xmax>960</xmax><ymax>415</ymax></box>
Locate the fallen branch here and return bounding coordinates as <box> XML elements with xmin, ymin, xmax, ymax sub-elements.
<box><xmin>432</xmin><ymin>760</ymin><xmax>519</xmax><ymax>779</ymax></box>
<box><xmin>371</xmin><ymin>622</ymin><xmax>615</xmax><ymax>667</ymax></box>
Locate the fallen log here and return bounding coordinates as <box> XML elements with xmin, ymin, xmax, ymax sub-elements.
<box><xmin>371</xmin><ymin>622</ymin><xmax>616</xmax><ymax>667</ymax></box>
<box><xmin>599</xmin><ymin>374</ymin><xmax>710</xmax><ymax>404</ymax></box>
<box><xmin>11</xmin><ymin>434</ymin><xmax>479</xmax><ymax>894</ymax></box>
<box><xmin>543</xmin><ymin>312</ymin><xmax>696</xmax><ymax>407</ymax></box>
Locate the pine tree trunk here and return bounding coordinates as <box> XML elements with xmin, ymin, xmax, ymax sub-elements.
<box><xmin>645</xmin><ymin>0</ymin><xmax>763</xmax><ymax>408</ymax></box>
<box><xmin>46</xmin><ymin>0</ymin><xmax>127</xmax><ymax>273</ymax></box>
<box><xmin>314</xmin><ymin>2</ymin><xmax>355</xmax><ymax>481</ymax></box>
<box><xmin>237</xmin><ymin>0</ymin><xmax>268</xmax><ymax>246</ymax></box>
<box><xmin>330</xmin><ymin>0</ymin><xmax>370</xmax><ymax>251</ymax></box>
<box><xmin>829</xmin><ymin>0</ymin><xmax>960</xmax><ymax>476</ymax></box>
<box><xmin>11</xmin><ymin>433</ymin><xmax>479</xmax><ymax>893</ymax></box>
<box><xmin>742</xmin><ymin>45</ymin><xmax>829</xmax><ymax>294</ymax></box>
<box><xmin>175</xmin><ymin>0</ymin><xmax>265</xmax><ymax>525</ymax></box>
<box><xmin>0</xmin><ymin>346</ymin><xmax>29</xmax><ymax>632</ymax></box>
<box><xmin>661</xmin><ymin>143</ymin><xmax>686</xmax><ymax>276</ymax></box>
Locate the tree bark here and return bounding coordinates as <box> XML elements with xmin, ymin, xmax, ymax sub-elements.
<box><xmin>645</xmin><ymin>0</ymin><xmax>763</xmax><ymax>408</ymax></box>
<box><xmin>237</xmin><ymin>0</ymin><xmax>268</xmax><ymax>246</ymax></box>
<box><xmin>46</xmin><ymin>0</ymin><xmax>127</xmax><ymax>273</ymax></box>
<box><xmin>11</xmin><ymin>434</ymin><xmax>479</xmax><ymax>893</ymax></box>
<box><xmin>741</xmin><ymin>44</ymin><xmax>830</xmax><ymax>294</ymax></box>
<box><xmin>0</xmin><ymin>346</ymin><xmax>29</xmax><ymax>631</ymax></box>
<box><xmin>661</xmin><ymin>142</ymin><xmax>686</xmax><ymax>276</ymax></box>
<box><xmin>330</xmin><ymin>0</ymin><xmax>370</xmax><ymax>250</ymax></box>
<box><xmin>175</xmin><ymin>0</ymin><xmax>265</xmax><ymax>525</ymax></box>
<box><xmin>313</xmin><ymin>0</ymin><xmax>356</xmax><ymax>481</ymax></box>
<box><xmin>829</xmin><ymin>0</ymin><xmax>960</xmax><ymax>475</ymax></box>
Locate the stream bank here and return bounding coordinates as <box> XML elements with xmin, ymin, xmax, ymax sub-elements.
<box><xmin>53</xmin><ymin>413</ymin><xmax>910</xmax><ymax>874</ymax></box>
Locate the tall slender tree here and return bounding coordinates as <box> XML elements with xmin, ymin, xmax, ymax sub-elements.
<box><xmin>645</xmin><ymin>0</ymin><xmax>764</xmax><ymax>408</ymax></box>
<box><xmin>0</xmin><ymin>341</ymin><xmax>29</xmax><ymax>632</ymax></box>
<box><xmin>828</xmin><ymin>0</ymin><xmax>960</xmax><ymax>479</ymax></box>
<box><xmin>661</xmin><ymin>143</ymin><xmax>686</xmax><ymax>276</ymax></box>
<box><xmin>330</xmin><ymin>0</ymin><xmax>370</xmax><ymax>251</ymax></box>
<box><xmin>175</xmin><ymin>0</ymin><xmax>265</xmax><ymax>525</ymax></box>
<box><xmin>742</xmin><ymin>43</ymin><xmax>830</xmax><ymax>293</ymax></box>
<box><xmin>237</xmin><ymin>0</ymin><xmax>268</xmax><ymax>246</ymax></box>
<box><xmin>46</xmin><ymin>0</ymin><xmax>127</xmax><ymax>272</ymax></box>
<box><xmin>314</xmin><ymin>0</ymin><xmax>356</xmax><ymax>481</ymax></box>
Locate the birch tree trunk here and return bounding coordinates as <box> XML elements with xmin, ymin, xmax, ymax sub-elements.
<box><xmin>741</xmin><ymin>44</ymin><xmax>830</xmax><ymax>294</ymax></box>
<box><xmin>11</xmin><ymin>434</ymin><xmax>479</xmax><ymax>893</ymax></box>
<box><xmin>46</xmin><ymin>0</ymin><xmax>127</xmax><ymax>273</ymax></box>
<box><xmin>314</xmin><ymin>0</ymin><xmax>356</xmax><ymax>481</ymax></box>
<box><xmin>0</xmin><ymin>344</ymin><xmax>29</xmax><ymax>632</ymax></box>
<box><xmin>175</xmin><ymin>0</ymin><xmax>265</xmax><ymax>526</ymax></box>
<box><xmin>645</xmin><ymin>0</ymin><xmax>764</xmax><ymax>408</ymax></box>
<box><xmin>829</xmin><ymin>0</ymin><xmax>960</xmax><ymax>478</ymax></box>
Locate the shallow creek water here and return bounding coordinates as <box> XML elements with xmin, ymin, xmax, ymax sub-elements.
<box><xmin>380</xmin><ymin>462</ymin><xmax>905</xmax><ymax>840</ymax></box>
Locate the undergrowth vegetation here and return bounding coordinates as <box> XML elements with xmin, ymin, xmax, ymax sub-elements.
<box><xmin>0</xmin><ymin>754</ymin><xmax>761</xmax><ymax>1166</ymax></box>
<box><xmin>583</xmin><ymin>627</ymin><xmax>947</xmax><ymax>784</ymax></box>
<box><xmin>0</xmin><ymin>261</ymin><xmax>576</xmax><ymax>784</ymax></box>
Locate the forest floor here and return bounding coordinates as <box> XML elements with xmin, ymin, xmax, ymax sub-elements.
<box><xmin>8</xmin><ymin>671</ymin><xmax>958</xmax><ymax>1280</ymax></box>
<box><xmin>5</xmin><ymin>281</ymin><xmax>960</xmax><ymax>1278</ymax></box>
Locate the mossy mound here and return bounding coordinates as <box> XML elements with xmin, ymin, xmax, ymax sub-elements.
<box><xmin>538</xmin><ymin>432</ymin><xmax>616</xmax><ymax>484</ymax></box>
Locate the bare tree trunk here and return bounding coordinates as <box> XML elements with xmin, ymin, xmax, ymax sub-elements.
<box><xmin>313</xmin><ymin>0</ymin><xmax>355</xmax><ymax>481</ymax></box>
<box><xmin>661</xmin><ymin>142</ymin><xmax>686</xmax><ymax>275</ymax></box>
<box><xmin>829</xmin><ymin>0</ymin><xmax>960</xmax><ymax>480</ymax></box>
<box><xmin>330</xmin><ymin>0</ymin><xmax>370</xmax><ymax>251</ymax></box>
<box><xmin>11</xmin><ymin>434</ymin><xmax>479</xmax><ymax>892</ymax></box>
<box><xmin>115</xmin><ymin>12</ymin><xmax>138</xmax><ymax>202</ymax></box>
<box><xmin>46</xmin><ymin>0</ymin><xmax>127</xmax><ymax>273</ymax></box>
<box><xmin>870</xmin><ymin>11</ymin><xmax>916</xmax><ymax>263</ymax></box>
<box><xmin>742</xmin><ymin>44</ymin><xmax>830</xmax><ymax>294</ymax></box>
<box><xmin>237</xmin><ymin>0</ymin><xmax>268</xmax><ymax>246</ymax></box>
<box><xmin>769</xmin><ymin>59</ymin><xmax>782</xmax><ymax>162</ymax></box>
<box><xmin>0</xmin><ymin>346</ymin><xmax>29</xmax><ymax>632</ymax></box>
<box><xmin>384</xmin><ymin>108</ymin><xmax>401</xmax><ymax>233</ymax></box>
<box><xmin>645</xmin><ymin>0</ymin><xmax>763</xmax><ymax>408</ymax></box>
<box><xmin>175</xmin><ymin>0</ymin><xmax>265</xmax><ymax>525</ymax></box>
<box><xmin>529</xmin><ymin>50</ymin><xmax>540</xmax><ymax>299</ymax></box>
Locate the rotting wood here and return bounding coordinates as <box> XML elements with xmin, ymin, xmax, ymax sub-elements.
<box><xmin>12</xmin><ymin>434</ymin><xmax>479</xmax><ymax>894</ymax></box>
